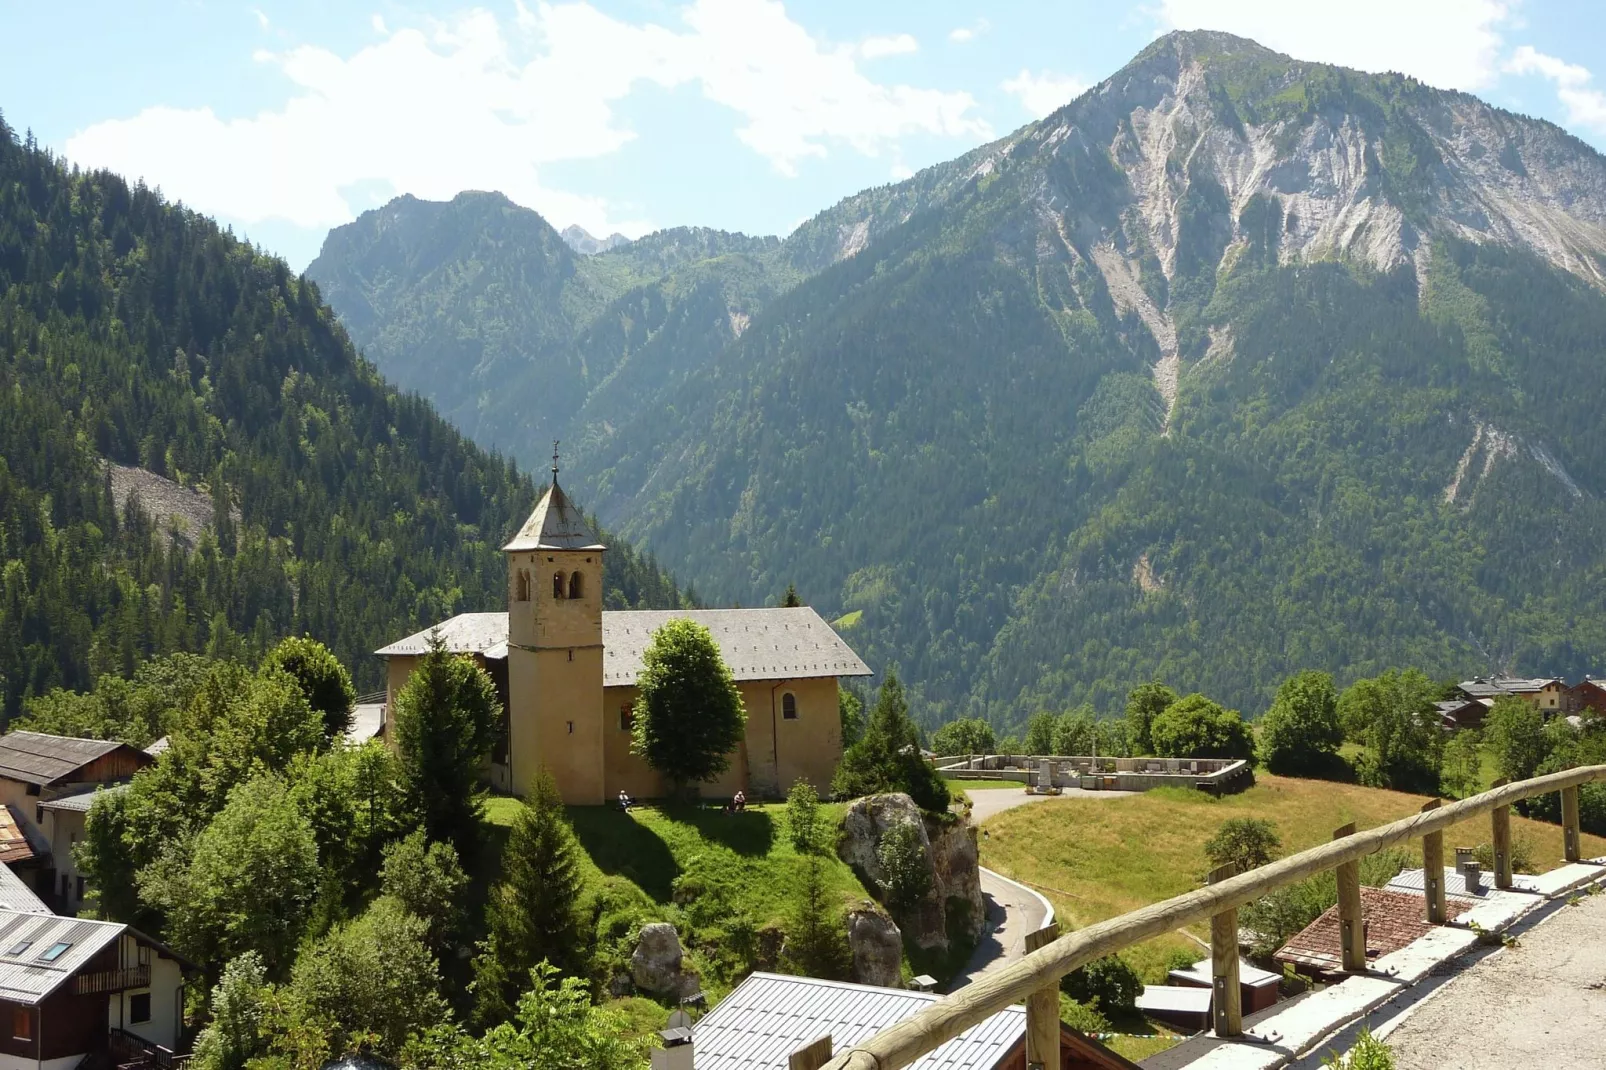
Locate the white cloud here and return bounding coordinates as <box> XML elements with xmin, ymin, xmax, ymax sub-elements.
<box><xmin>371</xmin><ymin>14</ymin><xmax>388</xmax><ymax>35</ymax></box>
<box><xmin>948</xmin><ymin>18</ymin><xmax>989</xmax><ymax>44</ymax></box>
<box><xmin>1507</xmin><ymin>46</ymin><xmax>1606</xmax><ymax>133</ymax></box>
<box><xmin>1154</xmin><ymin>0</ymin><xmax>1512</xmax><ymax>91</ymax></box>
<box><xmin>1001</xmin><ymin>69</ymin><xmax>1088</xmax><ymax>119</ymax></box>
<box><xmin>859</xmin><ymin>33</ymin><xmax>917</xmax><ymax>60</ymax></box>
<box><xmin>252</xmin><ymin>8</ymin><xmax>269</xmax><ymax>30</ymax></box>
<box><xmin>65</xmin><ymin>1</ymin><xmax>987</xmax><ymax>237</ymax></box>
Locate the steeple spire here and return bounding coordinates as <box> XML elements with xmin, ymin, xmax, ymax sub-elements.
<box><xmin>552</xmin><ymin>440</ymin><xmax>561</xmax><ymax>485</ymax></box>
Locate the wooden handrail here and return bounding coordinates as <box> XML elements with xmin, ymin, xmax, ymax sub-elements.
<box><xmin>820</xmin><ymin>764</ymin><xmax>1606</xmax><ymax>1070</ymax></box>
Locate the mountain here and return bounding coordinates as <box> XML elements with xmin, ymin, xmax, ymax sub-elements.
<box><xmin>308</xmin><ymin>31</ymin><xmax>1606</xmax><ymax>727</ymax></box>
<box><xmin>560</xmin><ymin>224</ymin><xmax>631</xmax><ymax>255</ymax></box>
<box><xmin>0</xmin><ymin>119</ymin><xmax>691</xmax><ymax>721</ymax></box>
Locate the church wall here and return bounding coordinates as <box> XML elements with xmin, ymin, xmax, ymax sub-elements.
<box><xmin>508</xmin><ymin>645</ymin><xmax>606</xmax><ymax>805</ymax></box>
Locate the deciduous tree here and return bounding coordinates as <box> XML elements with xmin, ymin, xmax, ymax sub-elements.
<box><xmin>631</xmin><ymin>618</ymin><xmax>746</xmax><ymax>797</ymax></box>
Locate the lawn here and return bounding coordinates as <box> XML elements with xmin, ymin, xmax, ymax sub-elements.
<box><xmin>977</xmin><ymin>774</ymin><xmax>1606</xmax><ymax>983</ymax></box>
<box><xmin>943</xmin><ymin>777</ymin><xmax>1029</xmax><ymax>790</ymax></box>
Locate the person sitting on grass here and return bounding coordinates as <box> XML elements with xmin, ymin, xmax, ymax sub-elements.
<box><xmin>733</xmin><ymin>789</ymin><xmax>746</xmax><ymax>813</ymax></box>
<box><xmin>617</xmin><ymin>789</ymin><xmax>634</xmax><ymax>811</ymax></box>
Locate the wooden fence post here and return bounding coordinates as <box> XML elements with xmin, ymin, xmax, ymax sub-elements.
<box><xmin>1208</xmin><ymin>863</ymin><xmax>1241</xmax><ymax>1037</ymax></box>
<box><xmin>1420</xmin><ymin>799</ymin><xmax>1446</xmax><ymax>924</ymax></box>
<box><xmin>1024</xmin><ymin>923</ymin><xmax>1060</xmax><ymax>1070</ymax></box>
<box><xmin>1490</xmin><ymin>777</ymin><xmax>1513</xmax><ymax>890</ymax></box>
<box><xmin>1561</xmin><ymin>785</ymin><xmax>1581</xmax><ymax>863</ymax></box>
<box><xmin>789</xmin><ymin>1036</ymin><xmax>834</xmax><ymax>1070</ymax></box>
<box><xmin>1333</xmin><ymin>823</ymin><xmax>1365</xmax><ymax>972</ymax></box>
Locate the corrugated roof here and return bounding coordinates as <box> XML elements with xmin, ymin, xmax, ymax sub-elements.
<box><xmin>1385</xmin><ymin>866</ymin><xmax>1537</xmax><ymax>898</ymax></box>
<box><xmin>501</xmin><ymin>483</ymin><xmax>606</xmax><ymax>552</ymax></box>
<box><xmin>39</xmin><ymin>782</ymin><xmax>128</xmax><ymax>815</ymax></box>
<box><xmin>376</xmin><ymin>609</ymin><xmax>872</xmax><ymax>683</ymax></box>
<box><xmin>0</xmin><ymin>868</ymin><xmax>50</xmax><ymax>916</ymax></box>
<box><xmin>0</xmin><ymin>910</ymin><xmax>125</xmax><ymax>1004</ymax></box>
<box><xmin>1169</xmin><ymin>958</ymin><xmax>1279</xmax><ymax>989</ymax></box>
<box><xmin>692</xmin><ymin>972</ymin><xmax>1025</xmax><ymax>1070</ymax></box>
<box><xmin>0</xmin><ymin>732</ymin><xmax>130</xmax><ymax>786</ymax></box>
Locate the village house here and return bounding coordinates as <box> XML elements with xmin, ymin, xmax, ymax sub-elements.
<box><xmin>376</xmin><ymin>471</ymin><xmax>871</xmax><ymax>805</ymax></box>
<box><xmin>1455</xmin><ymin>676</ymin><xmax>1566</xmax><ymax>714</ymax></box>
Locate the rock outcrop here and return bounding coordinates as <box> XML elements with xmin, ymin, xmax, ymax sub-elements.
<box><xmin>630</xmin><ymin>922</ymin><xmax>701</xmax><ymax>998</ymax></box>
<box><xmin>847</xmin><ymin>905</ymin><xmax>903</xmax><ymax>988</ymax></box>
<box><xmin>839</xmin><ymin>793</ymin><xmax>985</xmax><ymax>953</ymax></box>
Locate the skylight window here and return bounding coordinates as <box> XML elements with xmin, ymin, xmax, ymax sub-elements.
<box><xmin>37</xmin><ymin>942</ymin><xmax>70</xmax><ymax>962</ymax></box>
<box><xmin>5</xmin><ymin>941</ymin><xmax>30</xmax><ymax>956</ymax></box>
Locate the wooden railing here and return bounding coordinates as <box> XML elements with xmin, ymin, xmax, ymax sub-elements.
<box><xmin>110</xmin><ymin>1026</ymin><xmax>189</xmax><ymax>1070</ymax></box>
<box><xmin>74</xmin><ymin>964</ymin><xmax>150</xmax><ymax>995</ymax></box>
<box><xmin>807</xmin><ymin>764</ymin><xmax>1606</xmax><ymax>1070</ymax></box>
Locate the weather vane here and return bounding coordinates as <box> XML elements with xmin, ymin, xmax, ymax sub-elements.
<box><xmin>552</xmin><ymin>440</ymin><xmax>560</xmax><ymax>482</ymax></box>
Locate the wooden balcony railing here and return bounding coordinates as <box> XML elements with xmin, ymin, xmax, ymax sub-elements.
<box><xmin>808</xmin><ymin>763</ymin><xmax>1606</xmax><ymax>1070</ymax></box>
<box><xmin>75</xmin><ymin>964</ymin><xmax>150</xmax><ymax>995</ymax></box>
<box><xmin>110</xmin><ymin>1026</ymin><xmax>189</xmax><ymax>1070</ymax></box>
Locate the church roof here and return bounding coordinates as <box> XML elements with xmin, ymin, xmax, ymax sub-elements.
<box><xmin>375</xmin><ymin>608</ymin><xmax>872</xmax><ymax>684</ymax></box>
<box><xmin>502</xmin><ymin>482</ymin><xmax>605</xmax><ymax>552</ymax></box>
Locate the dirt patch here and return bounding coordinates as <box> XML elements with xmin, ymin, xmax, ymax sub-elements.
<box><xmin>106</xmin><ymin>464</ymin><xmax>234</xmax><ymax>546</ymax></box>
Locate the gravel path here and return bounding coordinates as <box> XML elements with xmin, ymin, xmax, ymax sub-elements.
<box><xmin>1384</xmin><ymin>889</ymin><xmax>1606</xmax><ymax>1069</ymax></box>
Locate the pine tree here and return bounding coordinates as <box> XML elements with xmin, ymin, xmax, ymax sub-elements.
<box><xmin>781</xmin><ymin>582</ymin><xmax>802</xmax><ymax>607</ymax></box>
<box><xmin>392</xmin><ymin>635</ymin><xmax>500</xmax><ymax>855</ymax></box>
<box><xmin>831</xmin><ymin>672</ymin><xmax>948</xmax><ymax>811</ymax></box>
<box><xmin>472</xmin><ymin>769</ymin><xmax>588</xmax><ymax>1026</ymax></box>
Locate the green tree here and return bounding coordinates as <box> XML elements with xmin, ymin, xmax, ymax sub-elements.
<box><xmin>1052</xmin><ymin>706</ymin><xmax>1098</xmax><ymax>756</ymax></box>
<box><xmin>875</xmin><ymin>820</ymin><xmax>932</xmax><ymax>912</ymax></box>
<box><xmin>930</xmin><ymin>717</ymin><xmax>996</xmax><ymax>756</ymax></box>
<box><xmin>1060</xmin><ymin>955</ymin><xmax>1142</xmax><ymax>1012</ymax></box>
<box><xmin>138</xmin><ymin>774</ymin><xmax>319</xmax><ymax>980</ymax></box>
<box><xmin>189</xmin><ymin>952</ymin><xmax>270</xmax><ymax>1070</ymax></box>
<box><xmin>1125</xmin><ymin>682</ymin><xmax>1177</xmax><ymax>757</ymax></box>
<box><xmin>630</xmin><ymin>618</ymin><xmax>747</xmax><ymax>797</ymax></box>
<box><xmin>781</xmin><ymin>583</ymin><xmax>803</xmax><ymax>607</ymax></box>
<box><xmin>831</xmin><ymin>673</ymin><xmax>949</xmax><ymax>811</ymax></box>
<box><xmin>473</xmin><ymin>770</ymin><xmax>588</xmax><ymax>1026</ymax></box>
<box><xmin>1150</xmin><ymin>694</ymin><xmax>1254</xmax><ymax>759</ymax></box>
<box><xmin>1485</xmin><ymin>697</ymin><xmax>1549</xmax><ymax>782</ymax></box>
<box><xmin>785</xmin><ymin>778</ymin><xmax>824</xmax><ymax>854</ymax></box>
<box><xmin>783</xmin><ymin>857</ymin><xmax>851</xmax><ymax>979</ymax></box>
<box><xmin>393</xmin><ymin>636</ymin><xmax>500</xmax><ymax>855</ymax></box>
<box><xmin>263</xmin><ymin>635</ymin><xmax>357</xmax><ymax>740</ymax></box>
<box><xmin>381</xmin><ymin>830</ymin><xmax>469</xmax><ymax>955</ymax></box>
<box><xmin>1258</xmin><ymin>670</ymin><xmax>1343</xmax><ymax>776</ymax></box>
<box><xmin>1023</xmin><ymin>712</ymin><xmax>1057</xmax><ymax>755</ymax></box>
<box><xmin>1440</xmin><ymin>729</ymin><xmax>1484</xmax><ymax>799</ymax></box>
<box><xmin>1204</xmin><ymin>818</ymin><xmax>1282</xmax><ymax>872</ymax></box>
<box><xmin>839</xmin><ymin>688</ymin><xmax>865</xmax><ymax>749</ymax></box>
<box><xmin>1340</xmin><ymin>670</ymin><xmax>1443</xmax><ymax>793</ymax></box>
<box><xmin>287</xmin><ymin>741</ymin><xmax>413</xmax><ymax>911</ymax></box>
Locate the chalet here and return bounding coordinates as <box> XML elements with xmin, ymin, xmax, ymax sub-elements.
<box><xmin>0</xmin><ymin>907</ymin><xmax>193</xmax><ymax>1068</ymax></box>
<box><xmin>1455</xmin><ymin>676</ymin><xmax>1565</xmax><ymax>714</ymax></box>
<box><xmin>37</xmin><ymin>785</ymin><xmax>127</xmax><ymax>917</ymax></box>
<box><xmin>1563</xmin><ymin>678</ymin><xmax>1606</xmax><ymax>718</ymax></box>
<box><xmin>684</xmin><ymin>972</ymin><xmax>1138</xmax><ymax>1070</ymax></box>
<box><xmin>0</xmin><ymin>734</ymin><xmax>151</xmax><ymax>809</ymax></box>
<box><xmin>1434</xmin><ymin>697</ymin><xmax>1491</xmax><ymax>730</ymax></box>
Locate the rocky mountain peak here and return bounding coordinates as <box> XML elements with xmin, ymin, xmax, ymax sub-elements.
<box><xmin>561</xmin><ymin>224</ymin><xmax>632</xmax><ymax>255</ymax></box>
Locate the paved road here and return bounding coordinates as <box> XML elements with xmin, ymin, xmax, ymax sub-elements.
<box><xmin>1383</xmin><ymin>889</ymin><xmax>1606</xmax><ymax>1069</ymax></box>
<box><xmin>962</xmin><ymin>784</ymin><xmax>1134</xmax><ymax>824</ymax></box>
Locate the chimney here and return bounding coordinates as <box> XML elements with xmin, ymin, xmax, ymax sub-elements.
<box><xmin>1455</xmin><ymin>847</ymin><xmax>1482</xmax><ymax>893</ymax></box>
<box><xmin>651</xmin><ymin>1026</ymin><xmax>694</xmax><ymax>1070</ymax></box>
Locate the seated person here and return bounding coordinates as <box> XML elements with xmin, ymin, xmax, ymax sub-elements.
<box><xmin>732</xmin><ymin>789</ymin><xmax>747</xmax><ymax>812</ymax></box>
<box><xmin>617</xmin><ymin>789</ymin><xmax>633</xmax><ymax>811</ymax></box>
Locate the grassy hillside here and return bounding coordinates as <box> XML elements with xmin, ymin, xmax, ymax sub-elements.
<box><xmin>977</xmin><ymin>776</ymin><xmax>1606</xmax><ymax>979</ymax></box>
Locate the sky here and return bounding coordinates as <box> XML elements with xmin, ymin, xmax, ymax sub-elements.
<box><xmin>2</xmin><ymin>1</ymin><xmax>1603</xmax><ymax>271</ymax></box>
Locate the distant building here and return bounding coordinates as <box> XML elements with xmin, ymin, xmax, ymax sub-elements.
<box><xmin>1563</xmin><ymin>678</ymin><xmax>1606</xmax><ymax>717</ymax></box>
<box><xmin>1434</xmin><ymin>697</ymin><xmax>1491</xmax><ymax>730</ymax></box>
<box><xmin>1455</xmin><ymin>676</ymin><xmax>1565</xmax><ymax>714</ymax></box>
<box><xmin>688</xmin><ymin>972</ymin><xmax>1138</xmax><ymax>1070</ymax></box>
<box><xmin>376</xmin><ymin>472</ymin><xmax>871</xmax><ymax>805</ymax></box>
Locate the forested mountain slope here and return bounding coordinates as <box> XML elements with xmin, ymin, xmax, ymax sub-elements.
<box><xmin>0</xmin><ymin>117</ymin><xmax>690</xmax><ymax>720</ymax></box>
<box><xmin>310</xmin><ymin>32</ymin><xmax>1606</xmax><ymax>726</ymax></box>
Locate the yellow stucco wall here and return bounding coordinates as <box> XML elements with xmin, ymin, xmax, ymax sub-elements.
<box><xmin>508</xmin><ymin>645</ymin><xmax>606</xmax><ymax>804</ymax></box>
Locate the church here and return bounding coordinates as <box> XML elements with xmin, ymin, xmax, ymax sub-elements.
<box><xmin>375</xmin><ymin>470</ymin><xmax>871</xmax><ymax>805</ymax></box>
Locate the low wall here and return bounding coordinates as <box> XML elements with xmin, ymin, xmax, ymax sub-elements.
<box><xmin>935</xmin><ymin>754</ymin><xmax>1252</xmax><ymax>794</ymax></box>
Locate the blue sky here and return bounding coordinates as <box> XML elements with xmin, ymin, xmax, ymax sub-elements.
<box><xmin>3</xmin><ymin>1</ymin><xmax>1603</xmax><ymax>270</ymax></box>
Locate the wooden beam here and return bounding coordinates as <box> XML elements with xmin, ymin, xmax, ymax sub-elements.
<box><xmin>1562</xmin><ymin>785</ymin><xmax>1582</xmax><ymax>863</ymax></box>
<box><xmin>1024</xmin><ymin>923</ymin><xmax>1060</xmax><ymax>1070</ymax></box>
<box><xmin>1490</xmin><ymin>777</ymin><xmax>1512</xmax><ymax>890</ymax></box>
<box><xmin>817</xmin><ymin>764</ymin><xmax>1606</xmax><ymax>1070</ymax></box>
<box><xmin>1333</xmin><ymin>822</ymin><xmax>1365</xmax><ymax>972</ymax></box>
<box><xmin>1208</xmin><ymin>863</ymin><xmax>1241</xmax><ymax>1037</ymax></box>
<box><xmin>789</xmin><ymin>1036</ymin><xmax>834</xmax><ymax>1070</ymax></box>
<box><xmin>1420</xmin><ymin>799</ymin><xmax>1446</xmax><ymax>924</ymax></box>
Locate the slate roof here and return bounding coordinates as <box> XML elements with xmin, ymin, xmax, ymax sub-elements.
<box><xmin>691</xmin><ymin>972</ymin><xmax>1026</xmax><ymax>1070</ymax></box>
<box><xmin>1458</xmin><ymin>675</ymin><xmax>1563</xmax><ymax>698</ymax></box>
<box><xmin>1274</xmin><ymin>887</ymin><xmax>1470</xmax><ymax>976</ymax></box>
<box><xmin>39</xmin><ymin>782</ymin><xmax>128</xmax><ymax>815</ymax></box>
<box><xmin>502</xmin><ymin>482</ymin><xmax>605</xmax><ymax>552</ymax></box>
<box><xmin>0</xmin><ymin>867</ymin><xmax>50</xmax><ymax>915</ymax></box>
<box><xmin>376</xmin><ymin>608</ymin><xmax>872</xmax><ymax>684</ymax></box>
<box><xmin>0</xmin><ymin>732</ymin><xmax>131</xmax><ymax>787</ymax></box>
<box><xmin>0</xmin><ymin>910</ymin><xmax>126</xmax><ymax>1004</ymax></box>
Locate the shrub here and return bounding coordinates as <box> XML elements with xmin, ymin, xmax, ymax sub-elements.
<box><xmin>1060</xmin><ymin>954</ymin><xmax>1142</xmax><ymax>1012</ymax></box>
<box><xmin>876</xmin><ymin>821</ymin><xmax>932</xmax><ymax>912</ymax></box>
<box><xmin>1059</xmin><ymin>994</ymin><xmax>1110</xmax><ymax>1034</ymax></box>
<box><xmin>1473</xmin><ymin>835</ymin><xmax>1536</xmax><ymax>874</ymax></box>
<box><xmin>785</xmin><ymin>779</ymin><xmax>823</xmax><ymax>854</ymax></box>
<box><xmin>1204</xmin><ymin>817</ymin><xmax>1282</xmax><ymax>873</ymax></box>
<box><xmin>931</xmin><ymin>717</ymin><xmax>996</xmax><ymax>757</ymax></box>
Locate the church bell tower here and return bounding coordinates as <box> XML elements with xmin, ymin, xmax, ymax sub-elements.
<box><xmin>502</xmin><ymin>443</ymin><xmax>607</xmax><ymax>803</ymax></box>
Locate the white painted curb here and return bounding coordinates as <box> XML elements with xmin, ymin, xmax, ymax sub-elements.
<box><xmin>978</xmin><ymin>865</ymin><xmax>1055</xmax><ymax>931</ymax></box>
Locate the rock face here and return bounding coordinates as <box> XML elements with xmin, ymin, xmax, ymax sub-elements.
<box><xmin>839</xmin><ymin>793</ymin><xmax>985</xmax><ymax>952</ymax></box>
<box><xmin>847</xmin><ymin>906</ymin><xmax>903</xmax><ymax>988</ymax></box>
<box><xmin>630</xmin><ymin>922</ymin><xmax>701</xmax><ymax>998</ymax></box>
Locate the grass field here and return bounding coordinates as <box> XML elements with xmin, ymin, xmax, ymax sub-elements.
<box><xmin>942</xmin><ymin>777</ymin><xmax>1028</xmax><ymax>790</ymax></box>
<box><xmin>978</xmin><ymin>774</ymin><xmax>1606</xmax><ymax>982</ymax></box>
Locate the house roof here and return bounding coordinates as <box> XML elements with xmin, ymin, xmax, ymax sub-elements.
<box><xmin>0</xmin><ymin>806</ymin><xmax>43</xmax><ymax>864</ymax></box>
<box><xmin>144</xmin><ymin>736</ymin><xmax>170</xmax><ymax>757</ymax></box>
<box><xmin>691</xmin><ymin>972</ymin><xmax>1028</xmax><ymax>1070</ymax></box>
<box><xmin>501</xmin><ymin>482</ymin><xmax>605</xmax><ymax>552</ymax></box>
<box><xmin>39</xmin><ymin>782</ymin><xmax>128</xmax><ymax>815</ymax></box>
<box><xmin>1135</xmin><ymin>985</ymin><xmax>1212</xmax><ymax>1016</ymax></box>
<box><xmin>347</xmin><ymin>704</ymin><xmax>386</xmax><ymax>744</ymax></box>
<box><xmin>1458</xmin><ymin>676</ymin><xmax>1563</xmax><ymax>698</ymax></box>
<box><xmin>1168</xmin><ymin>958</ymin><xmax>1280</xmax><ymax>990</ymax></box>
<box><xmin>376</xmin><ymin>608</ymin><xmax>872</xmax><ymax>684</ymax></box>
<box><xmin>1384</xmin><ymin>865</ymin><xmax>1538</xmax><ymax>898</ymax></box>
<box><xmin>0</xmin><ymin>911</ymin><xmax>126</xmax><ymax>1004</ymax></box>
<box><xmin>0</xmin><ymin>732</ymin><xmax>136</xmax><ymax>787</ymax></box>
<box><xmin>1274</xmin><ymin>887</ymin><xmax>1470</xmax><ymax>975</ymax></box>
<box><xmin>0</xmin><ymin>868</ymin><xmax>50</xmax><ymax>916</ymax></box>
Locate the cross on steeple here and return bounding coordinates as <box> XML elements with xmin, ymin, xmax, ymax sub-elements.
<box><xmin>552</xmin><ymin>440</ymin><xmax>561</xmax><ymax>484</ymax></box>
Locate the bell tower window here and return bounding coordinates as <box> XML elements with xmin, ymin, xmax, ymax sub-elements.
<box><xmin>569</xmin><ymin>570</ymin><xmax>584</xmax><ymax>600</ymax></box>
<box><xmin>515</xmin><ymin>570</ymin><xmax>531</xmax><ymax>602</ymax></box>
<box><xmin>553</xmin><ymin>571</ymin><xmax>567</xmax><ymax>599</ymax></box>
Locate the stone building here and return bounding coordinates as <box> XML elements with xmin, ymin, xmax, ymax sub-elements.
<box><xmin>376</xmin><ymin>474</ymin><xmax>871</xmax><ymax>805</ymax></box>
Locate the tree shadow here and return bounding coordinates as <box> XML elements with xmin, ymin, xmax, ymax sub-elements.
<box><xmin>569</xmin><ymin>806</ymin><xmax>682</xmax><ymax>902</ymax></box>
<box><xmin>663</xmin><ymin>804</ymin><xmax>777</xmax><ymax>858</ymax></box>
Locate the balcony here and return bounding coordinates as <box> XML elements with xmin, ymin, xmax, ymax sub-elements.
<box><xmin>75</xmin><ymin>964</ymin><xmax>150</xmax><ymax>995</ymax></box>
<box><xmin>110</xmin><ymin>1027</ymin><xmax>189</xmax><ymax>1070</ymax></box>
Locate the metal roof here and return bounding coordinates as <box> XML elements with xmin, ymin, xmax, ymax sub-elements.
<box><xmin>1385</xmin><ymin>866</ymin><xmax>1538</xmax><ymax>898</ymax></box>
<box><xmin>1169</xmin><ymin>958</ymin><xmax>1279</xmax><ymax>989</ymax></box>
<box><xmin>0</xmin><ymin>732</ymin><xmax>132</xmax><ymax>786</ymax></box>
<box><xmin>1134</xmin><ymin>985</ymin><xmax>1212</xmax><ymax>1016</ymax></box>
<box><xmin>501</xmin><ymin>482</ymin><xmax>606</xmax><ymax>552</ymax></box>
<box><xmin>0</xmin><ymin>910</ymin><xmax>125</xmax><ymax>1004</ymax></box>
<box><xmin>347</xmin><ymin>704</ymin><xmax>386</xmax><ymax>744</ymax></box>
<box><xmin>0</xmin><ymin>868</ymin><xmax>50</xmax><ymax>916</ymax></box>
<box><xmin>375</xmin><ymin>608</ymin><xmax>872</xmax><ymax>684</ymax></box>
<box><xmin>692</xmin><ymin>972</ymin><xmax>1026</xmax><ymax>1070</ymax></box>
<box><xmin>39</xmin><ymin>782</ymin><xmax>128</xmax><ymax>815</ymax></box>
<box><xmin>144</xmin><ymin>736</ymin><xmax>170</xmax><ymax>757</ymax></box>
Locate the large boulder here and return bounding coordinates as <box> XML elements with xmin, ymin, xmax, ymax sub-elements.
<box><xmin>847</xmin><ymin>905</ymin><xmax>903</xmax><ymax>988</ymax></box>
<box><xmin>838</xmin><ymin>793</ymin><xmax>985</xmax><ymax>952</ymax></box>
<box><xmin>630</xmin><ymin>922</ymin><xmax>701</xmax><ymax>998</ymax></box>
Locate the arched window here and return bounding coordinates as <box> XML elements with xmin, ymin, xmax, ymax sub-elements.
<box><xmin>782</xmin><ymin>693</ymin><xmax>798</xmax><ymax>720</ymax></box>
<box><xmin>515</xmin><ymin>570</ymin><xmax>530</xmax><ymax>602</ymax></box>
<box><xmin>569</xmin><ymin>570</ymin><xmax>584</xmax><ymax>600</ymax></box>
<box><xmin>553</xmin><ymin>571</ymin><xmax>567</xmax><ymax>599</ymax></box>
